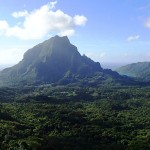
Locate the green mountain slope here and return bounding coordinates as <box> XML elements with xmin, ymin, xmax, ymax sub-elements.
<box><xmin>0</xmin><ymin>35</ymin><xmax>134</xmax><ymax>86</ymax></box>
<box><xmin>116</xmin><ymin>62</ymin><xmax>150</xmax><ymax>81</ymax></box>
<box><xmin>0</xmin><ymin>36</ymin><xmax>103</xmax><ymax>85</ymax></box>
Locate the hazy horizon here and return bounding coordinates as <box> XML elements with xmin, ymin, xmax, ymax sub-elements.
<box><xmin>0</xmin><ymin>60</ymin><xmax>140</xmax><ymax>71</ymax></box>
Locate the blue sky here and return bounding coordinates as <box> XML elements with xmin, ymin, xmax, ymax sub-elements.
<box><xmin>0</xmin><ymin>0</ymin><xmax>150</xmax><ymax>69</ymax></box>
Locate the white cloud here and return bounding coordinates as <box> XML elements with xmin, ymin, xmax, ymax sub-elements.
<box><xmin>85</xmin><ymin>52</ymin><xmax>106</xmax><ymax>62</ymax></box>
<box><xmin>99</xmin><ymin>52</ymin><xmax>106</xmax><ymax>58</ymax></box>
<box><xmin>145</xmin><ymin>17</ymin><xmax>150</xmax><ymax>28</ymax></box>
<box><xmin>12</xmin><ymin>10</ymin><xmax>29</xmax><ymax>18</ymax></box>
<box><xmin>74</xmin><ymin>15</ymin><xmax>87</xmax><ymax>26</ymax></box>
<box><xmin>0</xmin><ymin>21</ymin><xmax>9</xmax><ymax>30</ymax></box>
<box><xmin>0</xmin><ymin>48</ymin><xmax>27</xmax><ymax>65</ymax></box>
<box><xmin>127</xmin><ymin>35</ymin><xmax>140</xmax><ymax>42</ymax></box>
<box><xmin>49</xmin><ymin>1</ymin><xmax>57</xmax><ymax>9</ymax></box>
<box><xmin>0</xmin><ymin>1</ymin><xmax>87</xmax><ymax>40</ymax></box>
<box><xmin>60</xmin><ymin>29</ymin><xmax>75</xmax><ymax>36</ymax></box>
<box><xmin>0</xmin><ymin>21</ymin><xmax>9</xmax><ymax>36</ymax></box>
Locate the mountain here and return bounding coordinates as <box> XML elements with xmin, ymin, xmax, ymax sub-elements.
<box><xmin>0</xmin><ymin>35</ymin><xmax>133</xmax><ymax>86</ymax></box>
<box><xmin>0</xmin><ymin>35</ymin><xmax>102</xmax><ymax>86</ymax></box>
<box><xmin>116</xmin><ymin>62</ymin><xmax>150</xmax><ymax>81</ymax></box>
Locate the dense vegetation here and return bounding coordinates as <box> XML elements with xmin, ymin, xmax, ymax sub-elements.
<box><xmin>0</xmin><ymin>85</ymin><xmax>150</xmax><ymax>150</ymax></box>
<box><xmin>0</xmin><ymin>35</ymin><xmax>149</xmax><ymax>150</ymax></box>
<box><xmin>116</xmin><ymin>62</ymin><xmax>150</xmax><ymax>81</ymax></box>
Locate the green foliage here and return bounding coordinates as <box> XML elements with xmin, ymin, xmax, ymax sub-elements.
<box><xmin>0</xmin><ymin>85</ymin><xmax>150</xmax><ymax>149</ymax></box>
<box><xmin>116</xmin><ymin>62</ymin><xmax>150</xmax><ymax>81</ymax></box>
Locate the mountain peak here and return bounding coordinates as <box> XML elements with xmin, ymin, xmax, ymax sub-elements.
<box><xmin>0</xmin><ymin>35</ymin><xmax>103</xmax><ymax>85</ymax></box>
<box><xmin>50</xmin><ymin>35</ymin><xmax>70</xmax><ymax>44</ymax></box>
<box><xmin>53</xmin><ymin>35</ymin><xmax>68</xmax><ymax>39</ymax></box>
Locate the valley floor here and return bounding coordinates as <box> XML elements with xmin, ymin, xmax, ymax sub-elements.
<box><xmin>0</xmin><ymin>85</ymin><xmax>150</xmax><ymax>150</ymax></box>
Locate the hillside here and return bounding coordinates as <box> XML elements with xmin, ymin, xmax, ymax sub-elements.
<box><xmin>0</xmin><ymin>35</ymin><xmax>133</xmax><ymax>86</ymax></box>
<box><xmin>116</xmin><ymin>62</ymin><xmax>150</xmax><ymax>81</ymax></box>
